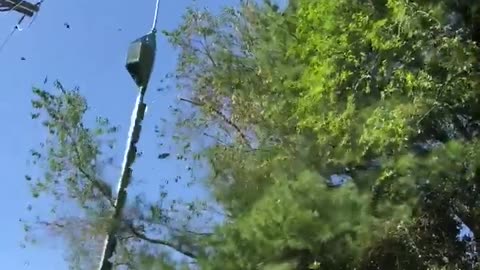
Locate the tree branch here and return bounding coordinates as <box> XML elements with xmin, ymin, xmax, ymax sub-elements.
<box><xmin>114</xmin><ymin>262</ymin><xmax>135</xmax><ymax>269</ymax></box>
<box><xmin>76</xmin><ymin>163</ymin><xmax>114</xmax><ymax>207</ymax></box>
<box><xmin>37</xmin><ymin>220</ymin><xmax>66</xmax><ymax>228</ymax></box>
<box><xmin>179</xmin><ymin>97</ymin><xmax>251</xmax><ymax>148</ymax></box>
<box><xmin>128</xmin><ymin>223</ymin><xmax>198</xmax><ymax>259</ymax></box>
<box><xmin>200</xmin><ymin>34</ymin><xmax>218</xmax><ymax>68</ymax></box>
<box><xmin>62</xmin><ymin>123</ymin><xmax>115</xmax><ymax>208</ymax></box>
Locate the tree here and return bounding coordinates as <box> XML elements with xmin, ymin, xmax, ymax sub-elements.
<box><xmin>25</xmin><ymin>0</ymin><xmax>480</xmax><ymax>269</ymax></box>
<box><xmin>24</xmin><ymin>81</ymin><xmax>211</xmax><ymax>269</ymax></box>
<box><xmin>164</xmin><ymin>0</ymin><xmax>480</xmax><ymax>269</ymax></box>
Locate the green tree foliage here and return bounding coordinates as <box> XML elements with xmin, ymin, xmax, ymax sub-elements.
<box><xmin>164</xmin><ymin>0</ymin><xmax>480</xmax><ymax>269</ymax></box>
<box><xmin>25</xmin><ymin>81</ymin><xmax>210</xmax><ymax>269</ymax></box>
<box><xmin>26</xmin><ymin>0</ymin><xmax>480</xmax><ymax>269</ymax></box>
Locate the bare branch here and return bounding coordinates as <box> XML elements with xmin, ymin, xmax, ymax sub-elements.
<box><xmin>179</xmin><ymin>97</ymin><xmax>251</xmax><ymax>148</ymax></box>
<box><xmin>114</xmin><ymin>262</ymin><xmax>135</xmax><ymax>269</ymax></box>
<box><xmin>184</xmin><ymin>229</ymin><xmax>213</xmax><ymax>237</ymax></box>
<box><xmin>37</xmin><ymin>220</ymin><xmax>66</xmax><ymax>229</ymax></box>
<box><xmin>200</xmin><ymin>34</ymin><xmax>218</xmax><ymax>68</ymax></box>
<box><xmin>128</xmin><ymin>224</ymin><xmax>198</xmax><ymax>259</ymax></box>
<box><xmin>76</xmin><ymin>163</ymin><xmax>114</xmax><ymax>207</ymax></box>
<box><xmin>203</xmin><ymin>132</ymin><xmax>229</xmax><ymax>145</ymax></box>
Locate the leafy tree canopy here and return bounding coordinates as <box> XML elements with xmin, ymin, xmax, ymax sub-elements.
<box><xmin>26</xmin><ymin>0</ymin><xmax>480</xmax><ymax>269</ymax></box>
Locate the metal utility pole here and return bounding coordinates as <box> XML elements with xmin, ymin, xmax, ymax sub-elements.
<box><xmin>0</xmin><ymin>0</ymin><xmax>40</xmax><ymax>17</ymax></box>
<box><xmin>97</xmin><ymin>1</ymin><xmax>161</xmax><ymax>269</ymax></box>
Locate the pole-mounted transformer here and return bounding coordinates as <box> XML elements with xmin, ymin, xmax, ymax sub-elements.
<box><xmin>97</xmin><ymin>1</ymin><xmax>161</xmax><ymax>270</ymax></box>
<box><xmin>125</xmin><ymin>0</ymin><xmax>160</xmax><ymax>89</ymax></box>
<box><xmin>126</xmin><ymin>31</ymin><xmax>156</xmax><ymax>89</ymax></box>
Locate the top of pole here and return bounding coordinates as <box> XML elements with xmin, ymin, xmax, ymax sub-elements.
<box><xmin>150</xmin><ymin>0</ymin><xmax>161</xmax><ymax>33</ymax></box>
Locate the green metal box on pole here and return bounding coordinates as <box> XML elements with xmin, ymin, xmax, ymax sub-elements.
<box><xmin>125</xmin><ymin>32</ymin><xmax>156</xmax><ymax>89</ymax></box>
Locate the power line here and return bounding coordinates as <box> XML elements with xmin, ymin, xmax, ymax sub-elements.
<box><xmin>0</xmin><ymin>0</ymin><xmax>43</xmax><ymax>54</ymax></box>
<box><xmin>0</xmin><ymin>15</ymin><xmax>26</xmax><ymax>54</ymax></box>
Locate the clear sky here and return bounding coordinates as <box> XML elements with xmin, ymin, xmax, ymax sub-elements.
<box><xmin>0</xmin><ymin>0</ymin><xmax>287</xmax><ymax>269</ymax></box>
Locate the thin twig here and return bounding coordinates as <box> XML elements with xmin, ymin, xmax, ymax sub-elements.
<box><xmin>179</xmin><ymin>97</ymin><xmax>251</xmax><ymax>148</ymax></box>
<box><xmin>128</xmin><ymin>224</ymin><xmax>198</xmax><ymax>259</ymax></box>
<box><xmin>37</xmin><ymin>220</ymin><xmax>66</xmax><ymax>228</ymax></box>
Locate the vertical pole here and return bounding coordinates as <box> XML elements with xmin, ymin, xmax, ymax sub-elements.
<box><xmin>97</xmin><ymin>0</ymin><xmax>160</xmax><ymax>268</ymax></box>
<box><xmin>151</xmin><ymin>0</ymin><xmax>161</xmax><ymax>32</ymax></box>
<box><xmin>97</xmin><ymin>86</ymin><xmax>148</xmax><ymax>270</ymax></box>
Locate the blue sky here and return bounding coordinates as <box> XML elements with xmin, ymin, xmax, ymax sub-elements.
<box><xmin>0</xmin><ymin>0</ymin><xmax>288</xmax><ymax>269</ymax></box>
